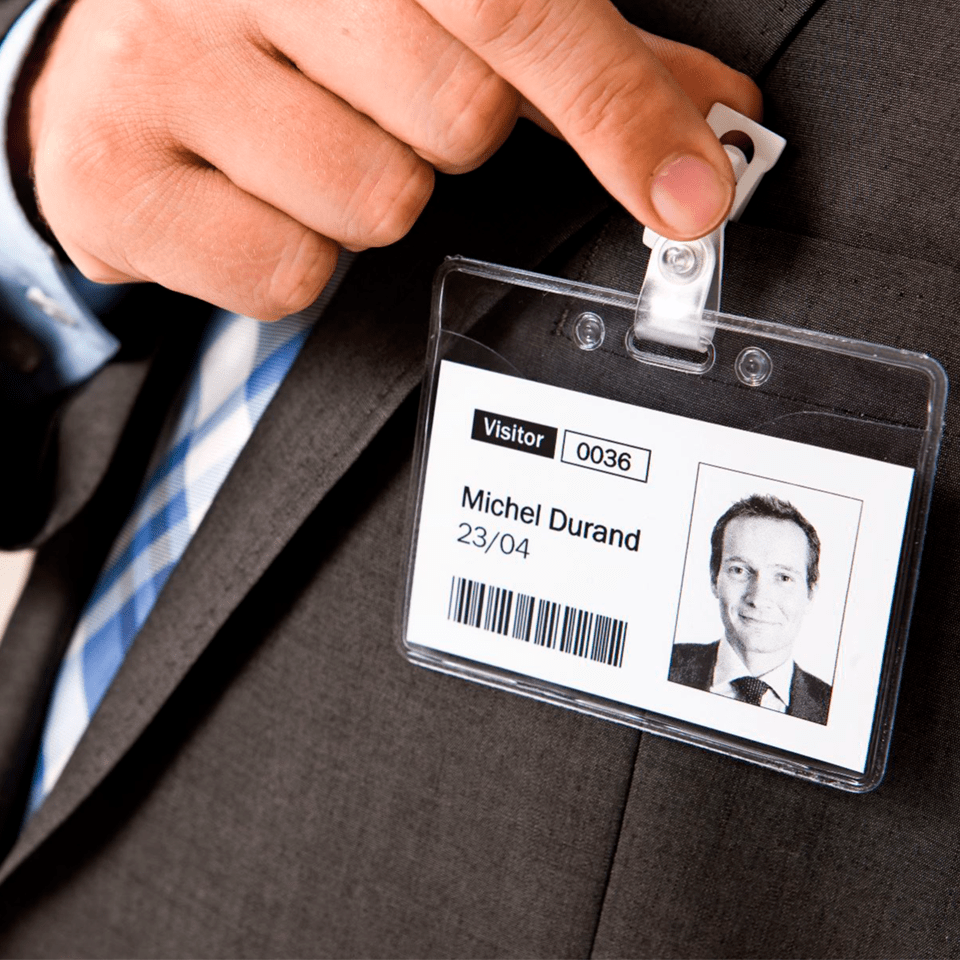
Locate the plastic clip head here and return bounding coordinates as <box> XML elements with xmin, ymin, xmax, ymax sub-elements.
<box><xmin>706</xmin><ymin>103</ymin><xmax>787</xmax><ymax>222</ymax></box>
<box><xmin>632</xmin><ymin>105</ymin><xmax>786</xmax><ymax>358</ymax></box>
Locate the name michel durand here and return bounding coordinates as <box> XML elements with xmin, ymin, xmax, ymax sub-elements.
<box><xmin>462</xmin><ymin>486</ymin><xmax>640</xmax><ymax>552</ymax></box>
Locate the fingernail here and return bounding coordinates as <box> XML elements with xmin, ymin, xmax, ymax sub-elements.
<box><xmin>650</xmin><ymin>155</ymin><xmax>733</xmax><ymax>238</ymax></box>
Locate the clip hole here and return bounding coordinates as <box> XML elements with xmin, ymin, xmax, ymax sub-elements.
<box><xmin>720</xmin><ymin>130</ymin><xmax>755</xmax><ymax>162</ymax></box>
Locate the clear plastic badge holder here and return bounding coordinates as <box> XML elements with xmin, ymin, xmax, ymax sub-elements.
<box><xmin>399</xmin><ymin>108</ymin><xmax>947</xmax><ymax>792</ymax></box>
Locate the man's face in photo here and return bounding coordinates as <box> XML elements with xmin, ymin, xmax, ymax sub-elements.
<box><xmin>713</xmin><ymin>516</ymin><xmax>815</xmax><ymax>666</ymax></box>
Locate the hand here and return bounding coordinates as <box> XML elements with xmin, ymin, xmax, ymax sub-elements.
<box><xmin>24</xmin><ymin>0</ymin><xmax>761</xmax><ymax>321</ymax></box>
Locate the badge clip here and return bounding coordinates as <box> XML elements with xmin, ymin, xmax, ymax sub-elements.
<box><xmin>630</xmin><ymin>105</ymin><xmax>786</xmax><ymax>365</ymax></box>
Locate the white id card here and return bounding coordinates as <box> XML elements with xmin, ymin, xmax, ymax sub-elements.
<box><xmin>400</xmin><ymin>258</ymin><xmax>946</xmax><ymax>792</ymax></box>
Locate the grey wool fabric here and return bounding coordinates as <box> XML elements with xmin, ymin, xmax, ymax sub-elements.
<box><xmin>1</xmin><ymin>0</ymin><xmax>959</xmax><ymax>956</ymax></box>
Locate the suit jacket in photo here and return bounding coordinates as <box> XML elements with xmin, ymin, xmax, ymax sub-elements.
<box><xmin>0</xmin><ymin>0</ymin><xmax>958</xmax><ymax>956</ymax></box>
<box><xmin>669</xmin><ymin>640</ymin><xmax>832</xmax><ymax>724</ymax></box>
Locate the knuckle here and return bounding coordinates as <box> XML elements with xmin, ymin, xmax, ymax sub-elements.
<box><xmin>427</xmin><ymin>70</ymin><xmax>517</xmax><ymax>171</ymax></box>
<box><xmin>341</xmin><ymin>151</ymin><xmax>433</xmax><ymax>248</ymax></box>
<box><xmin>261</xmin><ymin>231</ymin><xmax>337</xmax><ymax>320</ymax></box>
<box><xmin>460</xmin><ymin>0</ymin><xmax>551</xmax><ymax>50</ymax></box>
<box><xmin>32</xmin><ymin>76</ymin><xmax>175</xmax><ymax>248</ymax></box>
<box><xmin>33</xmin><ymin>124</ymin><xmax>133</xmax><ymax>255</ymax></box>
<box><xmin>82</xmin><ymin>0</ymin><xmax>166</xmax><ymax>81</ymax></box>
<box><xmin>565</xmin><ymin>68</ymin><xmax>646</xmax><ymax>142</ymax></box>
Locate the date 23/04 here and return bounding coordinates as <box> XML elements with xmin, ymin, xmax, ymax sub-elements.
<box><xmin>457</xmin><ymin>524</ymin><xmax>530</xmax><ymax>559</ymax></box>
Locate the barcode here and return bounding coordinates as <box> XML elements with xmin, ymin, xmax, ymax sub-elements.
<box><xmin>446</xmin><ymin>575</ymin><xmax>626</xmax><ymax>668</ymax></box>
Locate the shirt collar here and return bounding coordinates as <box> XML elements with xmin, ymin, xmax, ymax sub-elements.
<box><xmin>714</xmin><ymin>637</ymin><xmax>795</xmax><ymax>707</ymax></box>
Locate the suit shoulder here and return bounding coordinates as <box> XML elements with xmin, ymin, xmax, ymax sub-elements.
<box><xmin>669</xmin><ymin>642</ymin><xmax>718</xmax><ymax>690</ymax></box>
<box><xmin>790</xmin><ymin>665</ymin><xmax>833</xmax><ymax>725</ymax></box>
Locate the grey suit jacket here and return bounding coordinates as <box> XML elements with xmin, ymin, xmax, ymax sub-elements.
<box><xmin>669</xmin><ymin>641</ymin><xmax>832</xmax><ymax>724</ymax></box>
<box><xmin>0</xmin><ymin>0</ymin><xmax>958</xmax><ymax>956</ymax></box>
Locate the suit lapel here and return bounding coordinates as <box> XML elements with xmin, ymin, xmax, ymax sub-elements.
<box><xmin>1</xmin><ymin>125</ymin><xmax>611</xmax><ymax>878</ymax></box>
<box><xmin>788</xmin><ymin>664</ymin><xmax>830</xmax><ymax>725</ymax></box>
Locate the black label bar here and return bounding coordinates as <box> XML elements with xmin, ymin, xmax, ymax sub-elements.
<box><xmin>471</xmin><ymin>409</ymin><xmax>558</xmax><ymax>459</ymax></box>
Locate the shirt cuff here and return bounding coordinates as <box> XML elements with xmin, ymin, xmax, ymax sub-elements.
<box><xmin>0</xmin><ymin>0</ymin><xmax>119</xmax><ymax>394</ymax></box>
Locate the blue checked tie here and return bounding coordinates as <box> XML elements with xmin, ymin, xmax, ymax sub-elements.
<box><xmin>26</xmin><ymin>256</ymin><xmax>353</xmax><ymax>817</ymax></box>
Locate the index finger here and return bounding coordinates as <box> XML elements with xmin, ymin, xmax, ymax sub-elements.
<box><xmin>417</xmin><ymin>0</ymin><xmax>740</xmax><ymax>239</ymax></box>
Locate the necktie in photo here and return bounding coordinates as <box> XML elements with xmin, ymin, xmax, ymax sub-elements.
<box><xmin>731</xmin><ymin>675</ymin><xmax>771</xmax><ymax>706</ymax></box>
<box><xmin>25</xmin><ymin>255</ymin><xmax>354</xmax><ymax>819</ymax></box>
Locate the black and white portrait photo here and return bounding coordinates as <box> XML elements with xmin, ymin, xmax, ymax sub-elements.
<box><xmin>670</xmin><ymin>466</ymin><xmax>863</xmax><ymax>727</ymax></box>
